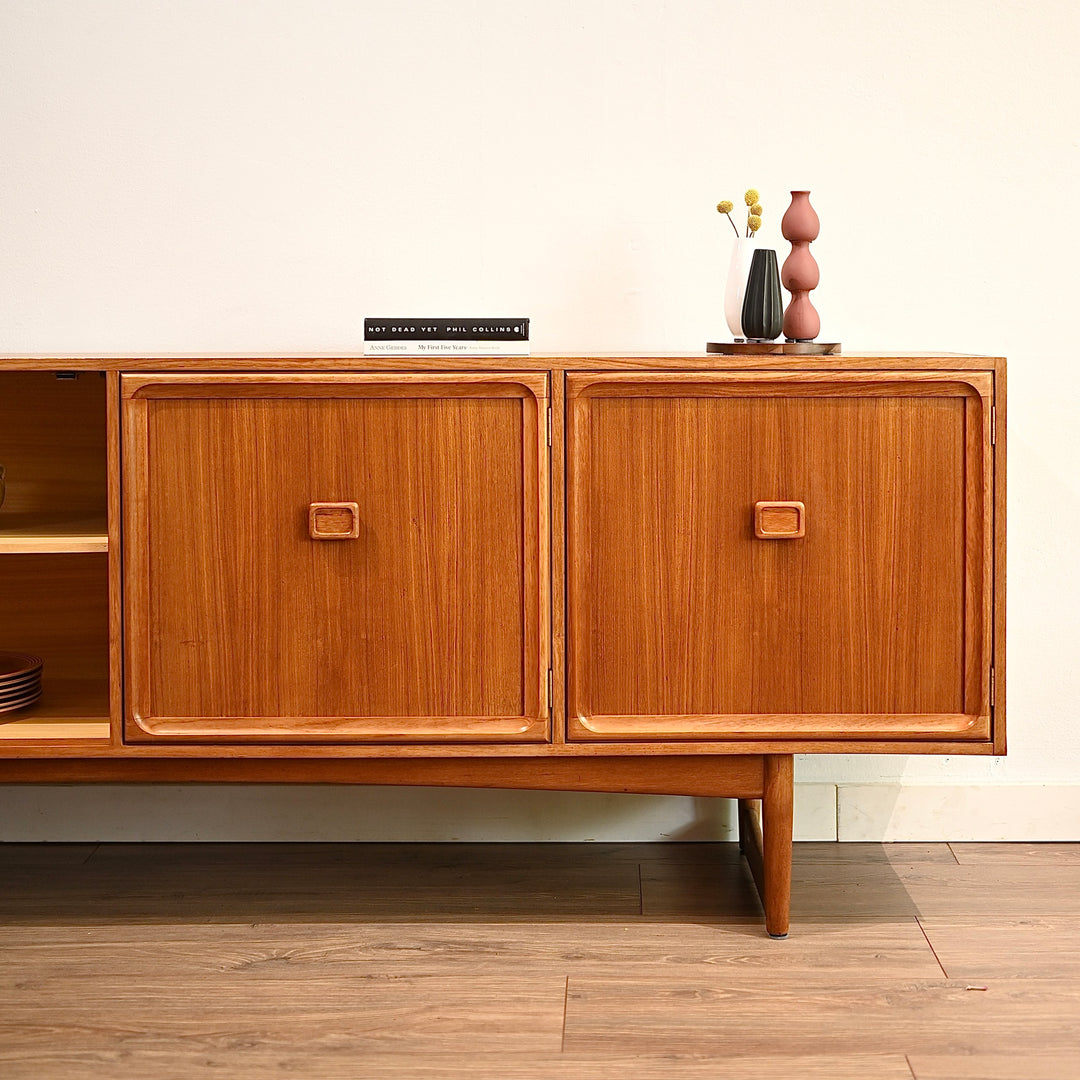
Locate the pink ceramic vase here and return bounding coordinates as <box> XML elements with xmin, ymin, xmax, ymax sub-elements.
<box><xmin>780</xmin><ymin>191</ymin><xmax>821</xmax><ymax>341</ymax></box>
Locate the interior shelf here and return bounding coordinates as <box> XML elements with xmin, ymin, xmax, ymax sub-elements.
<box><xmin>0</xmin><ymin>677</ymin><xmax>110</xmax><ymax>741</ymax></box>
<box><xmin>0</xmin><ymin>512</ymin><xmax>108</xmax><ymax>553</ymax></box>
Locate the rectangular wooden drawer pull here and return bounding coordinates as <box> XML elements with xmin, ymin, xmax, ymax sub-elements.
<box><xmin>754</xmin><ymin>501</ymin><xmax>806</xmax><ymax>539</ymax></box>
<box><xmin>309</xmin><ymin>502</ymin><xmax>360</xmax><ymax>539</ymax></box>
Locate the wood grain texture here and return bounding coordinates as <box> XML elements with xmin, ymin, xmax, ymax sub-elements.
<box><xmin>0</xmin><ymin>682</ymin><xmax>110</xmax><ymax>740</ymax></box>
<box><xmin>0</xmin><ymin>354</ymin><xmax>1004</xmax><ymax>776</ymax></box>
<box><xmin>795</xmin><ymin>842</ymin><xmax>959</xmax><ymax>865</ymax></box>
<box><xmin>0</xmin><ymin>917</ymin><xmax>945</xmax><ymax>978</ymax></box>
<box><xmin>0</xmin><ymin>736</ymin><xmax>999</xmax><ymax>768</ymax></box>
<box><xmin>567</xmin><ymin>370</ymin><xmax>993</xmax><ymax>396</ymax></box>
<box><xmin>949</xmin><ymin>843</ymin><xmax>1080</xmax><ymax>865</ymax></box>
<box><xmin>762</xmin><ymin>755</ymin><xmax>794</xmax><ymax>935</ymax></box>
<box><xmin>646</xmin><ymin>852</ymin><xmax>1080</xmax><ymax>920</ymax></box>
<box><xmin>737</xmin><ymin>799</ymin><xmax>764</xmax><ymax>893</ymax></box>
<box><xmin>0</xmin><ymin>1050</ymin><xmax>917</xmax><ymax>1080</ymax></box>
<box><xmin>0</xmin><ymin>514</ymin><xmax>107</xmax><ymax>552</ymax></box>
<box><xmin>0</xmin><ymin>352</ymin><xmax>1007</xmax><ymax>372</ymax></box>
<box><xmin>0</xmin><ymin>554</ymin><xmax>108</xmax><ymax>676</ymax></box>
<box><xmin>645</xmin><ymin>845</ymin><xmax>928</xmax><ymax>919</ymax></box>
<box><xmin>122</xmin><ymin>374</ymin><xmax>549</xmax><ymax>741</ymax></box>
<box><xmin>570</xmin><ymin>714</ymin><xmax>986</xmax><ymax>741</ymax></box>
<box><xmin>562</xmin><ymin>976</ymin><xmax>1080</xmax><ymax>1056</ymax></box>
<box><xmin>567</xmin><ymin>372</ymin><xmax>991</xmax><ymax>740</ymax></box>
<box><xmin>0</xmin><ymin>843</ymin><xmax>97</xmax><ymax>867</ymax></box>
<box><xmin>0</xmin><ymin>972</ymin><xmax>568</xmax><ymax>1053</ymax></box>
<box><xmin>899</xmin><ymin>864</ymin><xmax>1080</xmax><ymax>918</ymax></box>
<box><xmin>908</xmin><ymin>1054</ymin><xmax>1080</xmax><ymax>1079</ymax></box>
<box><xmin>734</xmin><ymin>759</ymin><xmax>793</xmax><ymax>936</ymax></box>
<box><xmin>0</xmin><ymin>842</ymin><xmax>646</xmax><ymax>923</ymax></box>
<box><xmin>2</xmin><ymin>840</ymin><xmax>1070</xmax><ymax>1077</ymax></box>
<box><xmin>918</xmin><ymin>917</ymin><xmax>1080</xmax><ymax>980</ymax></box>
<box><xmin>121</xmin><ymin>371</ymin><xmax>551</xmax><ymax>399</ymax></box>
<box><xmin>0</xmin><ymin>754</ymin><xmax>768</xmax><ymax>791</ymax></box>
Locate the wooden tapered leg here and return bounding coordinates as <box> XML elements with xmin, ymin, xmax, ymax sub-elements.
<box><xmin>761</xmin><ymin>754</ymin><xmax>794</xmax><ymax>937</ymax></box>
<box><xmin>737</xmin><ymin>754</ymin><xmax>794</xmax><ymax>937</ymax></box>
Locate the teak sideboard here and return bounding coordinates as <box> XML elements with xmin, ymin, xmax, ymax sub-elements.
<box><xmin>0</xmin><ymin>352</ymin><xmax>1006</xmax><ymax>936</ymax></box>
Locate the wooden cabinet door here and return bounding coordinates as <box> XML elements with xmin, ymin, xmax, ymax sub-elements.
<box><xmin>566</xmin><ymin>371</ymin><xmax>993</xmax><ymax>743</ymax></box>
<box><xmin>122</xmin><ymin>374</ymin><xmax>549</xmax><ymax>742</ymax></box>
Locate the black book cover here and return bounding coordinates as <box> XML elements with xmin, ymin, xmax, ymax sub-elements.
<box><xmin>364</xmin><ymin>318</ymin><xmax>529</xmax><ymax>341</ymax></box>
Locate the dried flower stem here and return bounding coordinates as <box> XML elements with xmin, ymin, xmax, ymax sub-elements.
<box><xmin>716</xmin><ymin>200</ymin><xmax>739</xmax><ymax>236</ymax></box>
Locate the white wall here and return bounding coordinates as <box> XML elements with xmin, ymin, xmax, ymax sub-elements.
<box><xmin>2</xmin><ymin>0</ymin><xmax>1077</xmax><ymax>840</ymax></box>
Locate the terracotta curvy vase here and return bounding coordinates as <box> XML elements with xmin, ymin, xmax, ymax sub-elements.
<box><xmin>780</xmin><ymin>190</ymin><xmax>821</xmax><ymax>341</ymax></box>
<box><xmin>741</xmin><ymin>249</ymin><xmax>783</xmax><ymax>341</ymax></box>
<box><xmin>723</xmin><ymin>237</ymin><xmax>755</xmax><ymax>339</ymax></box>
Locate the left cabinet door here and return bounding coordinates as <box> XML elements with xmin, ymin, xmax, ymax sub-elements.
<box><xmin>122</xmin><ymin>374</ymin><xmax>550</xmax><ymax>742</ymax></box>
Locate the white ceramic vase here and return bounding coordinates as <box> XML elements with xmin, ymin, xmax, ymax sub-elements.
<box><xmin>723</xmin><ymin>237</ymin><xmax>756</xmax><ymax>340</ymax></box>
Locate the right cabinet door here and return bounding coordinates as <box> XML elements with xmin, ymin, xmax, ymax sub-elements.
<box><xmin>566</xmin><ymin>371</ymin><xmax>993</xmax><ymax>743</ymax></box>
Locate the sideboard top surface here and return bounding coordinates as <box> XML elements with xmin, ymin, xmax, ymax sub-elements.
<box><xmin>0</xmin><ymin>353</ymin><xmax>1006</xmax><ymax>373</ymax></box>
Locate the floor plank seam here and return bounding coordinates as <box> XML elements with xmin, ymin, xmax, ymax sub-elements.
<box><xmin>560</xmin><ymin>975</ymin><xmax>570</xmax><ymax>1052</ymax></box>
<box><xmin>80</xmin><ymin>843</ymin><xmax>100</xmax><ymax>866</ymax></box>
<box><xmin>945</xmin><ymin>842</ymin><xmax>961</xmax><ymax>865</ymax></box>
<box><xmin>904</xmin><ymin>1052</ymin><xmax>917</xmax><ymax>1079</ymax></box>
<box><xmin>915</xmin><ymin>916</ymin><xmax>950</xmax><ymax>979</ymax></box>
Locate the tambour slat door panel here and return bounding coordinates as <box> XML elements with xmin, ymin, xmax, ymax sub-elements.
<box><xmin>566</xmin><ymin>372</ymin><xmax>992</xmax><ymax>742</ymax></box>
<box><xmin>122</xmin><ymin>374</ymin><xmax>549</xmax><ymax>741</ymax></box>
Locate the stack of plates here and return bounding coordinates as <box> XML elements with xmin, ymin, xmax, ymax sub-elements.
<box><xmin>0</xmin><ymin>652</ymin><xmax>44</xmax><ymax>715</ymax></box>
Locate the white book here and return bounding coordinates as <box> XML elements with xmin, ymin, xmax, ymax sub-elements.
<box><xmin>363</xmin><ymin>340</ymin><xmax>531</xmax><ymax>356</ymax></box>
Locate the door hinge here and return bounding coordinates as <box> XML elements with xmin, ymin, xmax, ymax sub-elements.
<box><xmin>546</xmin><ymin>405</ymin><xmax>552</xmax><ymax>446</ymax></box>
<box><xmin>546</xmin><ymin>669</ymin><xmax>553</xmax><ymax>712</ymax></box>
<box><xmin>991</xmin><ymin>405</ymin><xmax>996</xmax><ymax>445</ymax></box>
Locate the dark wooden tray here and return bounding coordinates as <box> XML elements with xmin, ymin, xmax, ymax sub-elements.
<box><xmin>706</xmin><ymin>341</ymin><xmax>841</xmax><ymax>355</ymax></box>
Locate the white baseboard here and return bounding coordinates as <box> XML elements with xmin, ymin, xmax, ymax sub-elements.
<box><xmin>0</xmin><ymin>784</ymin><xmax>839</xmax><ymax>843</ymax></box>
<box><xmin>837</xmin><ymin>784</ymin><xmax>1080</xmax><ymax>841</ymax></box>
<box><xmin>4</xmin><ymin>783</ymin><xmax>1074</xmax><ymax>843</ymax></box>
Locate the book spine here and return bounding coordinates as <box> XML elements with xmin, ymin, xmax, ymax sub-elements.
<box><xmin>364</xmin><ymin>318</ymin><xmax>530</xmax><ymax>342</ymax></box>
<box><xmin>362</xmin><ymin>340</ymin><xmax>531</xmax><ymax>356</ymax></box>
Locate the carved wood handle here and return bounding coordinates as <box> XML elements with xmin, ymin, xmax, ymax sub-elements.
<box><xmin>308</xmin><ymin>502</ymin><xmax>360</xmax><ymax>540</ymax></box>
<box><xmin>754</xmin><ymin>501</ymin><xmax>806</xmax><ymax>539</ymax></box>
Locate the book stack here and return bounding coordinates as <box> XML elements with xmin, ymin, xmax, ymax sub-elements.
<box><xmin>363</xmin><ymin>318</ymin><xmax>530</xmax><ymax>356</ymax></box>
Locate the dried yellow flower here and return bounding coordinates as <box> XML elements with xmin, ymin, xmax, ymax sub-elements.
<box><xmin>751</xmin><ymin>203</ymin><xmax>763</xmax><ymax>215</ymax></box>
<box><xmin>747</xmin><ymin>215</ymin><xmax>762</xmax><ymax>233</ymax></box>
<box><xmin>744</xmin><ymin>189</ymin><xmax>760</xmax><ymax>206</ymax></box>
<box><xmin>717</xmin><ymin>199</ymin><xmax>739</xmax><ymax>236</ymax></box>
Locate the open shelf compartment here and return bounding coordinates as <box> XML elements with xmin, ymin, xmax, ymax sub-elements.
<box><xmin>0</xmin><ymin>544</ymin><xmax>111</xmax><ymax>743</ymax></box>
<box><xmin>0</xmin><ymin>371</ymin><xmax>108</xmax><ymax>551</ymax></box>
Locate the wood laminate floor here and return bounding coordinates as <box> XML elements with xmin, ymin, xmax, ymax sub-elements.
<box><xmin>1</xmin><ymin>841</ymin><xmax>1078</xmax><ymax>1078</ymax></box>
